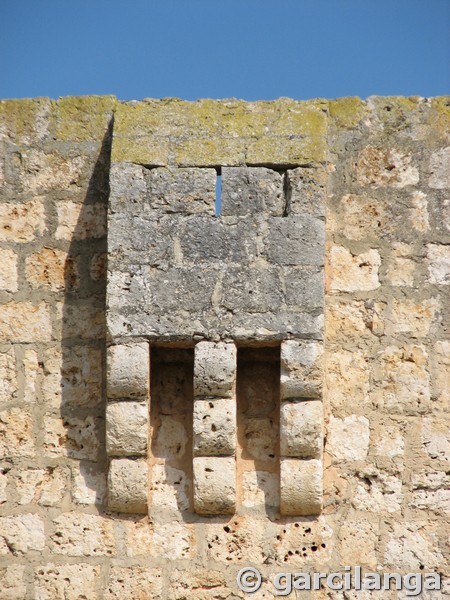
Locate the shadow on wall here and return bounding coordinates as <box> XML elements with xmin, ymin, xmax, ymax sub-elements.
<box><xmin>60</xmin><ymin>120</ymin><xmax>113</xmax><ymax>511</ymax></box>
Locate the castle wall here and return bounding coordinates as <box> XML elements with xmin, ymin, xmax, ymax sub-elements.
<box><xmin>0</xmin><ymin>95</ymin><xmax>448</xmax><ymax>598</ymax></box>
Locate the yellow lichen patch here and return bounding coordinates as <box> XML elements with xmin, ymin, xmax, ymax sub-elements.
<box><xmin>247</xmin><ymin>135</ymin><xmax>327</xmax><ymax>166</ymax></box>
<box><xmin>52</xmin><ymin>96</ymin><xmax>116</xmax><ymax>142</ymax></box>
<box><xmin>329</xmin><ymin>97</ymin><xmax>365</xmax><ymax>129</ymax></box>
<box><xmin>0</xmin><ymin>98</ymin><xmax>52</xmax><ymax>144</ymax></box>
<box><xmin>111</xmin><ymin>137</ymin><xmax>169</xmax><ymax>165</ymax></box>
<box><xmin>175</xmin><ymin>138</ymin><xmax>246</xmax><ymax>167</ymax></box>
<box><xmin>428</xmin><ymin>96</ymin><xmax>450</xmax><ymax>141</ymax></box>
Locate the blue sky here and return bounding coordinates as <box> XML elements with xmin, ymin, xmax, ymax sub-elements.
<box><xmin>1</xmin><ymin>0</ymin><xmax>448</xmax><ymax>101</ymax></box>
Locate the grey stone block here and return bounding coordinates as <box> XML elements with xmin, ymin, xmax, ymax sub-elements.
<box><xmin>194</xmin><ymin>341</ymin><xmax>237</xmax><ymax>398</ymax></box>
<box><xmin>265</xmin><ymin>216</ymin><xmax>325</xmax><ymax>266</ymax></box>
<box><xmin>284</xmin><ymin>267</ymin><xmax>324</xmax><ymax>312</ymax></box>
<box><xmin>287</xmin><ymin>167</ymin><xmax>326</xmax><ymax>218</ymax></box>
<box><xmin>220</xmin><ymin>267</ymin><xmax>283</xmax><ymax>313</ymax></box>
<box><xmin>221</xmin><ymin>166</ymin><xmax>285</xmax><ymax>216</ymax></box>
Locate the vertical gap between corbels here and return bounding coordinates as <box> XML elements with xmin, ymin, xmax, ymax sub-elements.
<box><xmin>215</xmin><ymin>167</ymin><xmax>222</xmax><ymax>217</ymax></box>
<box><xmin>283</xmin><ymin>170</ymin><xmax>292</xmax><ymax>217</ymax></box>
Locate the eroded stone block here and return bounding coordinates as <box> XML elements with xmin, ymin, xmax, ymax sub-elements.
<box><xmin>193</xmin><ymin>399</ymin><xmax>236</xmax><ymax>457</ymax></box>
<box><xmin>106</xmin><ymin>401</ymin><xmax>148</xmax><ymax>457</ymax></box>
<box><xmin>280</xmin><ymin>458</ymin><xmax>322</xmax><ymax>516</ymax></box>
<box><xmin>194</xmin><ymin>341</ymin><xmax>236</xmax><ymax>398</ymax></box>
<box><xmin>107</xmin><ymin>343</ymin><xmax>149</xmax><ymax>399</ymax></box>
<box><xmin>280</xmin><ymin>399</ymin><xmax>323</xmax><ymax>458</ymax></box>
<box><xmin>193</xmin><ymin>456</ymin><xmax>235</xmax><ymax>515</ymax></box>
<box><xmin>221</xmin><ymin>166</ymin><xmax>284</xmax><ymax>216</ymax></box>
<box><xmin>108</xmin><ymin>458</ymin><xmax>148</xmax><ymax>514</ymax></box>
<box><xmin>280</xmin><ymin>340</ymin><xmax>323</xmax><ymax>399</ymax></box>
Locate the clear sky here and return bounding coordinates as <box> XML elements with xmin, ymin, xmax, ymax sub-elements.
<box><xmin>1</xmin><ymin>0</ymin><xmax>448</xmax><ymax>101</ymax></box>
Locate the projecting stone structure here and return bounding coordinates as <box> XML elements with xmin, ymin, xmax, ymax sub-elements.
<box><xmin>0</xmin><ymin>95</ymin><xmax>449</xmax><ymax>598</ymax></box>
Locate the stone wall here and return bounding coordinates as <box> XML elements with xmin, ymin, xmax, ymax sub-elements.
<box><xmin>0</xmin><ymin>95</ymin><xmax>448</xmax><ymax>598</ymax></box>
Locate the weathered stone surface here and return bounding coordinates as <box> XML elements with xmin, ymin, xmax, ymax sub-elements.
<box><xmin>43</xmin><ymin>415</ymin><xmax>99</xmax><ymax>460</ymax></box>
<box><xmin>330</xmin><ymin>246</ymin><xmax>381</xmax><ymax>292</ymax></box>
<box><xmin>150</xmin><ymin>464</ymin><xmax>190</xmax><ymax>512</ymax></box>
<box><xmin>106</xmin><ymin>401</ymin><xmax>148</xmax><ymax>456</ymax></box>
<box><xmin>243</xmin><ymin>417</ymin><xmax>278</xmax><ymax>462</ymax></box>
<box><xmin>354</xmin><ymin>146</ymin><xmax>419</xmax><ymax>188</ymax></box>
<box><xmin>0</xmin><ymin>565</ymin><xmax>27</xmax><ymax>600</ymax></box>
<box><xmin>50</xmin><ymin>512</ymin><xmax>115</xmax><ymax>556</ymax></box>
<box><xmin>429</xmin><ymin>146</ymin><xmax>450</xmax><ymax>188</ymax></box>
<box><xmin>287</xmin><ymin>166</ymin><xmax>326</xmax><ymax>217</ymax></box>
<box><xmin>221</xmin><ymin>166</ymin><xmax>284</xmax><ymax>216</ymax></box>
<box><xmin>151</xmin><ymin>521</ymin><xmax>194</xmax><ymax>560</ymax></box>
<box><xmin>325</xmin><ymin>349</ymin><xmax>370</xmax><ymax>411</ymax></box>
<box><xmin>193</xmin><ymin>398</ymin><xmax>236</xmax><ymax>456</ymax></box>
<box><xmin>205</xmin><ymin>515</ymin><xmax>267</xmax><ymax>563</ymax></box>
<box><xmin>280</xmin><ymin>458</ymin><xmax>322</xmax><ymax>516</ymax></box>
<box><xmin>71</xmin><ymin>462</ymin><xmax>106</xmax><ymax>505</ymax></box>
<box><xmin>107</xmin><ymin>342</ymin><xmax>149</xmax><ymax>399</ymax></box>
<box><xmin>0</xmin><ymin>513</ymin><xmax>45</xmax><ymax>555</ymax></box>
<box><xmin>0</xmin><ymin>407</ymin><xmax>34</xmax><ymax>458</ymax></box>
<box><xmin>194</xmin><ymin>341</ymin><xmax>236</xmax><ymax>398</ymax></box>
<box><xmin>280</xmin><ymin>399</ymin><xmax>323</xmax><ymax>458</ymax></box>
<box><xmin>0</xmin><ymin>248</ymin><xmax>18</xmax><ymax>292</ymax></box>
<box><xmin>0</xmin><ymin>199</ymin><xmax>46</xmax><ymax>242</ymax></box>
<box><xmin>427</xmin><ymin>243</ymin><xmax>450</xmax><ymax>284</ymax></box>
<box><xmin>0</xmin><ymin>301</ymin><xmax>52</xmax><ymax>342</ymax></box>
<box><xmin>384</xmin><ymin>522</ymin><xmax>444</xmax><ymax>570</ymax></box>
<box><xmin>105</xmin><ymin>567</ymin><xmax>162</xmax><ymax>600</ymax></box>
<box><xmin>108</xmin><ymin>458</ymin><xmax>148</xmax><ymax>513</ymax></box>
<box><xmin>25</xmin><ymin>247</ymin><xmax>78</xmax><ymax>291</ymax></box>
<box><xmin>35</xmin><ymin>564</ymin><xmax>101</xmax><ymax>600</ymax></box>
<box><xmin>327</xmin><ymin>415</ymin><xmax>370</xmax><ymax>462</ymax></box>
<box><xmin>152</xmin><ymin>415</ymin><xmax>188</xmax><ymax>459</ymax></box>
<box><xmin>241</xmin><ymin>470</ymin><xmax>278</xmax><ymax>509</ymax></box>
<box><xmin>280</xmin><ymin>340</ymin><xmax>323</xmax><ymax>399</ymax></box>
<box><xmin>0</xmin><ymin>347</ymin><xmax>17</xmax><ymax>403</ymax></box>
<box><xmin>55</xmin><ymin>201</ymin><xmax>106</xmax><ymax>240</ymax></box>
<box><xmin>193</xmin><ymin>456</ymin><xmax>235</xmax><ymax>515</ymax></box>
<box><xmin>264</xmin><ymin>216</ymin><xmax>324</xmax><ymax>266</ymax></box>
<box><xmin>16</xmin><ymin>466</ymin><xmax>67</xmax><ymax>506</ymax></box>
<box><xmin>339</xmin><ymin>517</ymin><xmax>378</xmax><ymax>568</ymax></box>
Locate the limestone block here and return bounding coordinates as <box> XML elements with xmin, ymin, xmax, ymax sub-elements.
<box><xmin>0</xmin><ymin>249</ymin><xmax>18</xmax><ymax>292</ymax></box>
<box><xmin>109</xmin><ymin>162</ymin><xmax>147</xmax><ymax>210</ymax></box>
<box><xmin>55</xmin><ymin>201</ymin><xmax>106</xmax><ymax>240</ymax></box>
<box><xmin>0</xmin><ymin>514</ymin><xmax>45</xmax><ymax>555</ymax></box>
<box><xmin>241</xmin><ymin>470</ymin><xmax>278</xmax><ymax>509</ymax></box>
<box><xmin>43</xmin><ymin>415</ymin><xmax>99</xmax><ymax>460</ymax></box>
<box><xmin>0</xmin><ymin>199</ymin><xmax>45</xmax><ymax>242</ymax></box>
<box><xmin>327</xmin><ymin>415</ymin><xmax>370</xmax><ymax>462</ymax></box>
<box><xmin>339</xmin><ymin>518</ymin><xmax>378</xmax><ymax>568</ymax></box>
<box><xmin>220</xmin><ymin>267</ymin><xmax>283</xmax><ymax>313</ymax></box>
<box><xmin>384</xmin><ymin>522</ymin><xmax>444</xmax><ymax>571</ymax></box>
<box><xmin>427</xmin><ymin>244</ymin><xmax>450</xmax><ymax>284</ymax></box>
<box><xmin>265</xmin><ymin>216</ymin><xmax>325</xmax><ymax>267</ymax></box>
<box><xmin>280</xmin><ymin>340</ymin><xmax>323</xmax><ymax>399</ymax></box>
<box><xmin>354</xmin><ymin>146</ymin><xmax>419</xmax><ymax>188</ymax></box>
<box><xmin>0</xmin><ymin>565</ymin><xmax>27</xmax><ymax>600</ymax></box>
<box><xmin>0</xmin><ymin>468</ymin><xmax>7</xmax><ymax>503</ymax></box>
<box><xmin>221</xmin><ymin>166</ymin><xmax>284</xmax><ymax>216</ymax></box>
<box><xmin>280</xmin><ymin>400</ymin><xmax>323</xmax><ymax>458</ymax></box>
<box><xmin>193</xmin><ymin>398</ymin><xmax>236</xmax><ymax>456</ymax></box>
<box><xmin>429</xmin><ymin>146</ymin><xmax>450</xmax><ymax>188</ymax></box>
<box><xmin>388</xmin><ymin>297</ymin><xmax>440</xmax><ymax>337</ymax></box>
<box><xmin>243</xmin><ymin>417</ymin><xmax>278</xmax><ymax>462</ymax></box>
<box><xmin>50</xmin><ymin>512</ymin><xmax>116</xmax><ymax>556</ymax></box>
<box><xmin>16</xmin><ymin>466</ymin><xmax>68</xmax><ymax>506</ymax></box>
<box><xmin>106</xmin><ymin>401</ymin><xmax>148</xmax><ymax>456</ymax></box>
<box><xmin>274</xmin><ymin>517</ymin><xmax>334</xmax><ymax>564</ymax></box>
<box><xmin>287</xmin><ymin>166</ymin><xmax>326</xmax><ymax>218</ymax></box>
<box><xmin>0</xmin><ymin>347</ymin><xmax>17</xmax><ymax>403</ymax></box>
<box><xmin>151</xmin><ymin>521</ymin><xmax>194</xmax><ymax>560</ymax></box>
<box><xmin>105</xmin><ymin>567</ymin><xmax>163</xmax><ymax>600</ymax></box>
<box><xmin>34</xmin><ymin>564</ymin><xmax>101</xmax><ymax>600</ymax></box>
<box><xmin>25</xmin><ymin>247</ymin><xmax>78</xmax><ymax>291</ymax></box>
<box><xmin>151</xmin><ymin>464</ymin><xmax>190</xmax><ymax>512</ymax></box>
<box><xmin>205</xmin><ymin>515</ymin><xmax>267</xmax><ymax>563</ymax></box>
<box><xmin>71</xmin><ymin>462</ymin><xmax>106</xmax><ymax>505</ymax></box>
<box><xmin>152</xmin><ymin>415</ymin><xmax>188</xmax><ymax>459</ymax></box>
<box><xmin>193</xmin><ymin>456</ymin><xmax>235</xmax><ymax>515</ymax></box>
<box><xmin>194</xmin><ymin>341</ymin><xmax>236</xmax><ymax>398</ymax></box>
<box><xmin>107</xmin><ymin>342</ymin><xmax>149</xmax><ymax>399</ymax></box>
<box><xmin>284</xmin><ymin>267</ymin><xmax>324</xmax><ymax>312</ymax></box>
<box><xmin>168</xmin><ymin>569</ymin><xmax>229</xmax><ymax>600</ymax></box>
<box><xmin>146</xmin><ymin>166</ymin><xmax>216</xmax><ymax>215</ymax></box>
<box><xmin>0</xmin><ymin>301</ymin><xmax>52</xmax><ymax>343</ymax></box>
<box><xmin>330</xmin><ymin>246</ymin><xmax>381</xmax><ymax>292</ymax></box>
<box><xmin>0</xmin><ymin>407</ymin><xmax>34</xmax><ymax>458</ymax></box>
<box><xmin>280</xmin><ymin>458</ymin><xmax>322</xmax><ymax>516</ymax></box>
<box><xmin>108</xmin><ymin>458</ymin><xmax>148</xmax><ymax>514</ymax></box>
<box><xmin>325</xmin><ymin>349</ymin><xmax>370</xmax><ymax>411</ymax></box>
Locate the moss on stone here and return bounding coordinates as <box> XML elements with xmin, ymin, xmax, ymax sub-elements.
<box><xmin>329</xmin><ymin>97</ymin><xmax>365</xmax><ymax>129</ymax></box>
<box><xmin>0</xmin><ymin>98</ymin><xmax>52</xmax><ymax>143</ymax></box>
<box><xmin>53</xmin><ymin>96</ymin><xmax>116</xmax><ymax>142</ymax></box>
<box><xmin>429</xmin><ymin>96</ymin><xmax>450</xmax><ymax>140</ymax></box>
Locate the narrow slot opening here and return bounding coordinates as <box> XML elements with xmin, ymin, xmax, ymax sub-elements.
<box><xmin>215</xmin><ymin>169</ymin><xmax>222</xmax><ymax>216</ymax></box>
<box><xmin>149</xmin><ymin>347</ymin><xmax>194</xmax><ymax>514</ymax></box>
<box><xmin>236</xmin><ymin>346</ymin><xmax>280</xmax><ymax>516</ymax></box>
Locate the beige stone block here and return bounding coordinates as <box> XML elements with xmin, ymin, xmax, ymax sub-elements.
<box><xmin>334</xmin><ymin>193</ymin><xmax>387</xmax><ymax>241</ymax></box>
<box><xmin>193</xmin><ymin>398</ymin><xmax>236</xmax><ymax>456</ymax></box>
<box><xmin>243</xmin><ymin>417</ymin><xmax>278</xmax><ymax>462</ymax></box>
<box><xmin>0</xmin><ymin>347</ymin><xmax>17</xmax><ymax>403</ymax></box>
<box><xmin>150</xmin><ymin>464</ymin><xmax>190</xmax><ymax>512</ymax></box>
<box><xmin>16</xmin><ymin>466</ymin><xmax>67</xmax><ymax>506</ymax></box>
<box><xmin>107</xmin><ymin>342</ymin><xmax>149</xmax><ymax>399</ymax></box>
<box><xmin>90</xmin><ymin>251</ymin><xmax>106</xmax><ymax>280</ymax></box>
<box><xmin>193</xmin><ymin>456</ymin><xmax>235</xmax><ymax>515</ymax></box>
<box><xmin>241</xmin><ymin>470</ymin><xmax>278</xmax><ymax>509</ymax></box>
<box><xmin>429</xmin><ymin>146</ymin><xmax>450</xmax><ymax>188</ymax></box>
<box><xmin>0</xmin><ymin>468</ymin><xmax>7</xmax><ymax>503</ymax></box>
<box><xmin>43</xmin><ymin>415</ymin><xmax>99</xmax><ymax>460</ymax></box>
<box><xmin>352</xmin><ymin>470</ymin><xmax>403</xmax><ymax>513</ymax></box>
<box><xmin>50</xmin><ymin>512</ymin><xmax>115</xmax><ymax>556</ymax></box>
<box><xmin>108</xmin><ymin>458</ymin><xmax>148</xmax><ymax>514</ymax></box>
<box><xmin>0</xmin><ymin>199</ymin><xmax>45</xmax><ymax>242</ymax></box>
<box><xmin>281</xmin><ymin>340</ymin><xmax>323</xmax><ymax>399</ymax></box>
<box><xmin>410</xmin><ymin>190</ymin><xmax>429</xmax><ymax>232</ymax></box>
<box><xmin>152</xmin><ymin>415</ymin><xmax>188</xmax><ymax>459</ymax></box>
<box><xmin>23</xmin><ymin>348</ymin><xmax>38</xmax><ymax>403</ymax></box>
<box><xmin>0</xmin><ymin>565</ymin><xmax>27</xmax><ymax>599</ymax></box>
<box><xmin>327</xmin><ymin>415</ymin><xmax>370</xmax><ymax>462</ymax></box>
<box><xmin>274</xmin><ymin>516</ymin><xmax>334</xmax><ymax>564</ymax></box>
<box><xmin>106</xmin><ymin>401</ymin><xmax>148</xmax><ymax>457</ymax></box>
<box><xmin>372</xmin><ymin>426</ymin><xmax>405</xmax><ymax>459</ymax></box>
<box><xmin>280</xmin><ymin>458</ymin><xmax>322</xmax><ymax>516</ymax></box>
<box><xmin>384</xmin><ymin>522</ymin><xmax>444</xmax><ymax>570</ymax></box>
<box><xmin>0</xmin><ymin>248</ymin><xmax>18</xmax><ymax>292</ymax></box>
<box><xmin>388</xmin><ymin>297</ymin><xmax>440</xmax><ymax>337</ymax></box>
<box><xmin>355</xmin><ymin>146</ymin><xmax>419</xmax><ymax>188</ymax></box>
<box><xmin>205</xmin><ymin>515</ymin><xmax>267</xmax><ymax>563</ymax></box>
<box><xmin>410</xmin><ymin>488</ymin><xmax>450</xmax><ymax>515</ymax></box>
<box><xmin>330</xmin><ymin>246</ymin><xmax>381</xmax><ymax>292</ymax></box>
<box><xmin>19</xmin><ymin>150</ymin><xmax>87</xmax><ymax>193</ymax></box>
<box><xmin>386</xmin><ymin>243</ymin><xmax>416</xmax><ymax>286</ymax></box>
<box><xmin>280</xmin><ymin>400</ymin><xmax>323</xmax><ymax>458</ymax></box>
<box><xmin>431</xmin><ymin>340</ymin><xmax>450</xmax><ymax>407</ymax></box>
<box><xmin>168</xmin><ymin>569</ymin><xmax>229</xmax><ymax>600</ymax></box>
<box><xmin>372</xmin><ymin>344</ymin><xmax>430</xmax><ymax>414</ymax></box>
<box><xmin>122</xmin><ymin>517</ymin><xmax>153</xmax><ymax>557</ymax></box>
<box><xmin>54</xmin><ymin>300</ymin><xmax>105</xmax><ymax>340</ymax></box>
<box><xmin>422</xmin><ymin>418</ymin><xmax>450</xmax><ymax>461</ymax></box>
<box><xmin>0</xmin><ymin>407</ymin><xmax>34</xmax><ymax>458</ymax></box>
<box><xmin>25</xmin><ymin>247</ymin><xmax>78</xmax><ymax>291</ymax></box>
<box><xmin>0</xmin><ymin>301</ymin><xmax>52</xmax><ymax>343</ymax></box>
<box><xmin>427</xmin><ymin>243</ymin><xmax>450</xmax><ymax>284</ymax></box>
<box><xmin>105</xmin><ymin>567</ymin><xmax>162</xmax><ymax>600</ymax></box>
<box><xmin>325</xmin><ymin>349</ymin><xmax>370</xmax><ymax>411</ymax></box>
<box><xmin>152</xmin><ymin>521</ymin><xmax>194</xmax><ymax>560</ymax></box>
<box><xmin>0</xmin><ymin>514</ymin><xmax>45</xmax><ymax>555</ymax></box>
<box><xmin>34</xmin><ymin>564</ymin><xmax>101</xmax><ymax>600</ymax></box>
<box><xmin>194</xmin><ymin>341</ymin><xmax>236</xmax><ymax>398</ymax></box>
<box><xmin>339</xmin><ymin>518</ymin><xmax>378</xmax><ymax>568</ymax></box>
<box><xmin>71</xmin><ymin>462</ymin><xmax>106</xmax><ymax>505</ymax></box>
<box><xmin>55</xmin><ymin>201</ymin><xmax>106</xmax><ymax>240</ymax></box>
